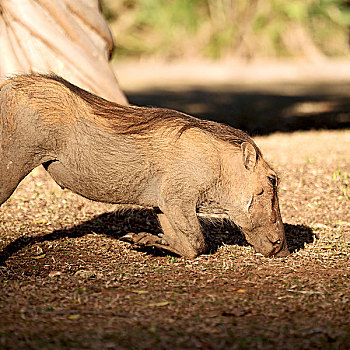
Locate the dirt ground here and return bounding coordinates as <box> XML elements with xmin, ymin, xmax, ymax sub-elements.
<box><xmin>0</xmin><ymin>62</ymin><xmax>349</xmax><ymax>349</ymax></box>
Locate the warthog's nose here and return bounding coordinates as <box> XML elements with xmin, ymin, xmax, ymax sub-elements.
<box><xmin>273</xmin><ymin>238</ymin><xmax>290</xmax><ymax>257</ymax></box>
<box><xmin>270</xmin><ymin>238</ymin><xmax>283</xmax><ymax>253</ymax></box>
<box><xmin>268</xmin><ymin>236</ymin><xmax>281</xmax><ymax>246</ymax></box>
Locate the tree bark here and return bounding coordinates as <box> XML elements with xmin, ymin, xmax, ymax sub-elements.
<box><xmin>0</xmin><ymin>0</ymin><xmax>127</xmax><ymax>104</ymax></box>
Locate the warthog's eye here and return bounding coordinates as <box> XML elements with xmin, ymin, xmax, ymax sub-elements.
<box><xmin>257</xmin><ymin>189</ymin><xmax>264</xmax><ymax>196</ymax></box>
<box><xmin>268</xmin><ymin>176</ymin><xmax>277</xmax><ymax>187</ymax></box>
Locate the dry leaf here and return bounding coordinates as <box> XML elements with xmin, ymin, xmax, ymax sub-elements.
<box><xmin>49</xmin><ymin>271</ymin><xmax>62</xmax><ymax>278</ymax></box>
<box><xmin>32</xmin><ymin>253</ymin><xmax>46</xmax><ymax>259</ymax></box>
<box><xmin>131</xmin><ymin>290</ymin><xmax>149</xmax><ymax>294</ymax></box>
<box><xmin>226</xmin><ymin>288</ymin><xmax>247</xmax><ymax>293</ymax></box>
<box><xmin>149</xmin><ymin>325</ymin><xmax>157</xmax><ymax>333</ymax></box>
<box><xmin>33</xmin><ymin>219</ymin><xmax>47</xmax><ymax>224</ymax></box>
<box><xmin>147</xmin><ymin>301</ymin><xmax>169</xmax><ymax>307</ymax></box>
<box><xmin>68</xmin><ymin>314</ymin><xmax>80</xmax><ymax>320</ymax></box>
<box><xmin>74</xmin><ymin>270</ymin><xmax>96</xmax><ymax>278</ymax></box>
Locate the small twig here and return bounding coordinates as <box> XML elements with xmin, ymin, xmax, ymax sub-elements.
<box><xmin>287</xmin><ymin>290</ymin><xmax>323</xmax><ymax>295</ymax></box>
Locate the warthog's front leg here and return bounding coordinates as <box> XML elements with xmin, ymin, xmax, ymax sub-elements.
<box><xmin>156</xmin><ymin>209</ymin><xmax>207</xmax><ymax>258</ymax></box>
<box><xmin>121</xmin><ymin>207</ymin><xmax>207</xmax><ymax>258</ymax></box>
<box><xmin>122</xmin><ymin>176</ymin><xmax>208</xmax><ymax>257</ymax></box>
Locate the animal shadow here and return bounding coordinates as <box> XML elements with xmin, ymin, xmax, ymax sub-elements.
<box><xmin>0</xmin><ymin>210</ymin><xmax>314</xmax><ymax>263</ymax></box>
<box><xmin>284</xmin><ymin>223</ymin><xmax>315</xmax><ymax>253</ymax></box>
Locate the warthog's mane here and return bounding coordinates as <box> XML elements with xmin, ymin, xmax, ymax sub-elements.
<box><xmin>8</xmin><ymin>73</ymin><xmax>261</xmax><ymax>156</ymax></box>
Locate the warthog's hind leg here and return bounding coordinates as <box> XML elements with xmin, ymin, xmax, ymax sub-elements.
<box><xmin>0</xmin><ymin>160</ymin><xmax>33</xmax><ymax>207</ymax></box>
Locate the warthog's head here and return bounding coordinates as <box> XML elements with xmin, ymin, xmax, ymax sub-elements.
<box><xmin>220</xmin><ymin>142</ymin><xmax>289</xmax><ymax>257</ymax></box>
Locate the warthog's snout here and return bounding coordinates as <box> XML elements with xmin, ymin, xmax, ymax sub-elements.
<box><xmin>266</xmin><ymin>231</ymin><xmax>290</xmax><ymax>257</ymax></box>
<box><xmin>255</xmin><ymin>239</ymin><xmax>290</xmax><ymax>258</ymax></box>
<box><xmin>272</xmin><ymin>239</ymin><xmax>290</xmax><ymax>257</ymax></box>
<box><xmin>266</xmin><ymin>238</ymin><xmax>290</xmax><ymax>257</ymax></box>
<box><xmin>243</xmin><ymin>226</ymin><xmax>290</xmax><ymax>258</ymax></box>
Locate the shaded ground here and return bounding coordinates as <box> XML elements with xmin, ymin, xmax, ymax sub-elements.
<box><xmin>126</xmin><ymin>82</ymin><xmax>350</xmax><ymax>135</ymax></box>
<box><xmin>0</xmin><ymin>66</ymin><xmax>349</xmax><ymax>349</ymax></box>
<box><xmin>119</xmin><ymin>60</ymin><xmax>350</xmax><ymax>134</ymax></box>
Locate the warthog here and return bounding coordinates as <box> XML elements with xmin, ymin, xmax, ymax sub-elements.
<box><xmin>0</xmin><ymin>74</ymin><xmax>289</xmax><ymax>258</ymax></box>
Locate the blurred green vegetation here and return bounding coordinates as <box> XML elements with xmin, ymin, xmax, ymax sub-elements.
<box><xmin>101</xmin><ymin>0</ymin><xmax>350</xmax><ymax>60</ymax></box>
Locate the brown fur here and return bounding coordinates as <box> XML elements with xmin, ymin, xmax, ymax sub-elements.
<box><xmin>5</xmin><ymin>74</ymin><xmax>262</xmax><ymax>153</ymax></box>
<box><xmin>0</xmin><ymin>74</ymin><xmax>288</xmax><ymax>258</ymax></box>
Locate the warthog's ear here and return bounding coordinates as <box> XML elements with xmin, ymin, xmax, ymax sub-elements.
<box><xmin>241</xmin><ymin>142</ymin><xmax>257</xmax><ymax>170</ymax></box>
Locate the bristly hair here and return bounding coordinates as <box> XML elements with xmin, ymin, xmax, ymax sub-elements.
<box><xmin>11</xmin><ymin>73</ymin><xmax>261</xmax><ymax>157</ymax></box>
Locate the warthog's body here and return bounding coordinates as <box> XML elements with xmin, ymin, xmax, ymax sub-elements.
<box><xmin>0</xmin><ymin>74</ymin><xmax>289</xmax><ymax>258</ymax></box>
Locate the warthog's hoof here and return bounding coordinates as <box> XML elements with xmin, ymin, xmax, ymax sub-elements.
<box><xmin>120</xmin><ymin>232</ymin><xmax>168</xmax><ymax>247</ymax></box>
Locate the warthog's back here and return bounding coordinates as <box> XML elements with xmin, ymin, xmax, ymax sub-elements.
<box><xmin>1</xmin><ymin>74</ymin><xmax>261</xmax><ymax>149</ymax></box>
